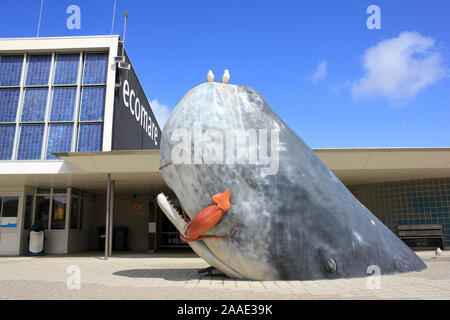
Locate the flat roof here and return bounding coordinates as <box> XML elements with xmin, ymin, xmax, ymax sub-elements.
<box><xmin>0</xmin><ymin>35</ymin><xmax>119</xmax><ymax>41</ymax></box>
<box><xmin>0</xmin><ymin>35</ymin><xmax>120</xmax><ymax>54</ymax></box>
<box><xmin>57</xmin><ymin>147</ymin><xmax>450</xmax><ymax>187</ymax></box>
<box><xmin>0</xmin><ymin>150</ymin><xmax>164</xmax><ymax>193</ymax></box>
<box><xmin>1</xmin><ymin>148</ymin><xmax>449</xmax><ymax>192</ymax></box>
<box><xmin>314</xmin><ymin>147</ymin><xmax>450</xmax><ymax>185</ymax></box>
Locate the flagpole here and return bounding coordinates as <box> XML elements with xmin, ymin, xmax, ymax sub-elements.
<box><xmin>110</xmin><ymin>0</ymin><xmax>117</xmax><ymax>35</ymax></box>
<box><xmin>36</xmin><ymin>0</ymin><xmax>44</xmax><ymax>38</ymax></box>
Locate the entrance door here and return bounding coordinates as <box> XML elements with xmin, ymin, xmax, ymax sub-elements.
<box><xmin>0</xmin><ymin>195</ymin><xmax>21</xmax><ymax>254</ymax></box>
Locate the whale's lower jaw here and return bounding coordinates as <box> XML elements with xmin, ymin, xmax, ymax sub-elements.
<box><xmin>156</xmin><ymin>193</ymin><xmax>245</xmax><ymax>279</ymax></box>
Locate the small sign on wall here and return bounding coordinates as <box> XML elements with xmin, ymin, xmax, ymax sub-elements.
<box><xmin>148</xmin><ymin>222</ymin><xmax>156</xmax><ymax>233</ymax></box>
<box><xmin>0</xmin><ymin>217</ymin><xmax>17</xmax><ymax>227</ymax></box>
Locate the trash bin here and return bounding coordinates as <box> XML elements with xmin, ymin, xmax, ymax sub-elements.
<box><xmin>113</xmin><ymin>226</ymin><xmax>128</xmax><ymax>251</ymax></box>
<box><xmin>26</xmin><ymin>224</ymin><xmax>45</xmax><ymax>256</ymax></box>
<box><xmin>98</xmin><ymin>227</ymin><xmax>106</xmax><ymax>251</ymax></box>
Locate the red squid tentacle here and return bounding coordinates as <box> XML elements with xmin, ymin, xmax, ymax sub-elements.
<box><xmin>179</xmin><ymin>227</ymin><xmax>238</xmax><ymax>243</ymax></box>
<box><xmin>159</xmin><ymin>162</ymin><xmax>172</xmax><ymax>170</ymax></box>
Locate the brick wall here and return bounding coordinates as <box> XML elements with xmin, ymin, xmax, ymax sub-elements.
<box><xmin>91</xmin><ymin>193</ymin><xmax>155</xmax><ymax>252</ymax></box>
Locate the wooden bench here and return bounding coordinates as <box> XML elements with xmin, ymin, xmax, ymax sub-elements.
<box><xmin>397</xmin><ymin>224</ymin><xmax>445</xmax><ymax>249</ymax></box>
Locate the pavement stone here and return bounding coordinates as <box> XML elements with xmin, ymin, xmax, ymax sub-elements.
<box><xmin>0</xmin><ymin>250</ymin><xmax>449</xmax><ymax>299</ymax></box>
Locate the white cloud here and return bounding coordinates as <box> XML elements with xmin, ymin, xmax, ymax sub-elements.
<box><xmin>150</xmin><ymin>99</ymin><xmax>172</xmax><ymax>128</ymax></box>
<box><xmin>311</xmin><ymin>60</ymin><xmax>328</xmax><ymax>83</ymax></box>
<box><xmin>352</xmin><ymin>31</ymin><xmax>446</xmax><ymax>100</ymax></box>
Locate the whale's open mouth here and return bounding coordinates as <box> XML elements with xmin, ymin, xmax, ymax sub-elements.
<box><xmin>156</xmin><ymin>193</ymin><xmax>244</xmax><ymax>279</ymax></box>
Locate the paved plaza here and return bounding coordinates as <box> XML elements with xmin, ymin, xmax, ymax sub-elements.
<box><xmin>0</xmin><ymin>250</ymin><xmax>449</xmax><ymax>300</ymax></box>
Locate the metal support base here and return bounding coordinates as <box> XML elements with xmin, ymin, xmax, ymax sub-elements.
<box><xmin>198</xmin><ymin>266</ymin><xmax>216</xmax><ymax>276</ymax></box>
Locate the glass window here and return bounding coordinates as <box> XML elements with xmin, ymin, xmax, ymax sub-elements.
<box><xmin>36</xmin><ymin>188</ymin><xmax>51</xmax><ymax>194</ymax></box>
<box><xmin>26</xmin><ymin>55</ymin><xmax>51</xmax><ymax>86</ymax></box>
<box><xmin>1</xmin><ymin>196</ymin><xmax>19</xmax><ymax>217</ymax></box>
<box><xmin>51</xmin><ymin>195</ymin><xmax>66</xmax><ymax>230</ymax></box>
<box><xmin>17</xmin><ymin>124</ymin><xmax>44</xmax><ymax>160</ymax></box>
<box><xmin>53</xmin><ymin>189</ymin><xmax>67</xmax><ymax>194</ymax></box>
<box><xmin>50</xmin><ymin>87</ymin><xmax>76</xmax><ymax>121</ymax></box>
<box><xmin>47</xmin><ymin>124</ymin><xmax>73</xmax><ymax>159</ymax></box>
<box><xmin>0</xmin><ymin>55</ymin><xmax>23</xmax><ymax>87</ymax></box>
<box><xmin>80</xmin><ymin>87</ymin><xmax>105</xmax><ymax>121</ymax></box>
<box><xmin>83</xmin><ymin>53</ymin><xmax>108</xmax><ymax>84</ymax></box>
<box><xmin>0</xmin><ymin>125</ymin><xmax>16</xmax><ymax>160</ymax></box>
<box><xmin>34</xmin><ymin>196</ymin><xmax>50</xmax><ymax>229</ymax></box>
<box><xmin>0</xmin><ymin>89</ymin><xmax>20</xmax><ymax>122</ymax></box>
<box><xmin>1</xmin><ymin>52</ymin><xmax>107</xmax><ymax>161</ymax></box>
<box><xmin>54</xmin><ymin>54</ymin><xmax>79</xmax><ymax>85</ymax></box>
<box><xmin>23</xmin><ymin>195</ymin><xmax>33</xmax><ymax>229</ymax></box>
<box><xmin>21</xmin><ymin>88</ymin><xmax>48</xmax><ymax>122</ymax></box>
<box><xmin>70</xmin><ymin>197</ymin><xmax>79</xmax><ymax>229</ymax></box>
<box><xmin>78</xmin><ymin>123</ymin><xmax>103</xmax><ymax>152</ymax></box>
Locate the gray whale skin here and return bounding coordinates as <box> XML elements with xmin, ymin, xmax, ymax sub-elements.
<box><xmin>157</xmin><ymin>82</ymin><xmax>426</xmax><ymax>280</ymax></box>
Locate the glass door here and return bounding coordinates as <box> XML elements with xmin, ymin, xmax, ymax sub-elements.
<box><xmin>0</xmin><ymin>195</ymin><xmax>21</xmax><ymax>254</ymax></box>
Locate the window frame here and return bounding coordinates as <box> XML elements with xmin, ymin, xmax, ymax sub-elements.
<box><xmin>0</xmin><ymin>51</ymin><xmax>107</xmax><ymax>160</ymax></box>
<box><xmin>0</xmin><ymin>55</ymin><xmax>24</xmax><ymax>87</ymax></box>
<box><xmin>0</xmin><ymin>88</ymin><xmax>21</xmax><ymax>123</ymax></box>
<box><xmin>25</xmin><ymin>188</ymin><xmax>88</xmax><ymax>231</ymax></box>
<box><xmin>76</xmin><ymin>52</ymin><xmax>108</xmax><ymax>152</ymax></box>
<box><xmin>32</xmin><ymin>188</ymin><xmax>68</xmax><ymax>231</ymax></box>
<box><xmin>0</xmin><ymin>54</ymin><xmax>26</xmax><ymax>160</ymax></box>
<box><xmin>46</xmin><ymin>52</ymin><xmax>83</xmax><ymax>158</ymax></box>
<box><xmin>15</xmin><ymin>53</ymin><xmax>53</xmax><ymax>160</ymax></box>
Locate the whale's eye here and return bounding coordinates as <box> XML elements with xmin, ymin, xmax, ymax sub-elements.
<box><xmin>326</xmin><ymin>258</ymin><xmax>337</xmax><ymax>273</ymax></box>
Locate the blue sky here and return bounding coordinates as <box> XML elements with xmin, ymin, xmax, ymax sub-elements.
<box><xmin>1</xmin><ymin>0</ymin><xmax>449</xmax><ymax>148</ymax></box>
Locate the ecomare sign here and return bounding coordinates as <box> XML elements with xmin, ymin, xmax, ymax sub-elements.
<box><xmin>112</xmin><ymin>51</ymin><xmax>161</xmax><ymax>150</ymax></box>
<box><xmin>122</xmin><ymin>79</ymin><xmax>158</xmax><ymax>145</ymax></box>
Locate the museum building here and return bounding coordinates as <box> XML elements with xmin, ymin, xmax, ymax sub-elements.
<box><xmin>0</xmin><ymin>36</ymin><xmax>448</xmax><ymax>256</ymax></box>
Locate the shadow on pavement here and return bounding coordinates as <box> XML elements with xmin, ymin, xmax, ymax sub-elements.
<box><xmin>113</xmin><ymin>268</ymin><xmax>227</xmax><ymax>281</ymax></box>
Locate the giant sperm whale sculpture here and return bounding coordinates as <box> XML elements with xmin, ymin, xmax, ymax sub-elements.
<box><xmin>157</xmin><ymin>80</ymin><xmax>426</xmax><ymax>280</ymax></box>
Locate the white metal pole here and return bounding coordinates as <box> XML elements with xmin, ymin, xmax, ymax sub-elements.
<box><xmin>122</xmin><ymin>11</ymin><xmax>129</xmax><ymax>56</ymax></box>
<box><xmin>36</xmin><ymin>0</ymin><xmax>44</xmax><ymax>38</ymax></box>
<box><xmin>105</xmin><ymin>174</ymin><xmax>111</xmax><ymax>260</ymax></box>
<box><xmin>110</xmin><ymin>0</ymin><xmax>117</xmax><ymax>35</ymax></box>
<box><xmin>108</xmin><ymin>180</ymin><xmax>115</xmax><ymax>257</ymax></box>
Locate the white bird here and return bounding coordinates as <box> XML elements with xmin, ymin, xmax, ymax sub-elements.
<box><xmin>222</xmin><ymin>69</ymin><xmax>230</xmax><ymax>84</ymax></box>
<box><xmin>207</xmin><ymin>70</ymin><xmax>215</xmax><ymax>82</ymax></box>
<box><xmin>436</xmin><ymin>247</ymin><xmax>442</xmax><ymax>256</ymax></box>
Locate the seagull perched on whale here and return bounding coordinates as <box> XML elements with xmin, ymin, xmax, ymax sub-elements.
<box><xmin>222</xmin><ymin>69</ymin><xmax>230</xmax><ymax>84</ymax></box>
<box><xmin>207</xmin><ymin>70</ymin><xmax>215</xmax><ymax>82</ymax></box>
